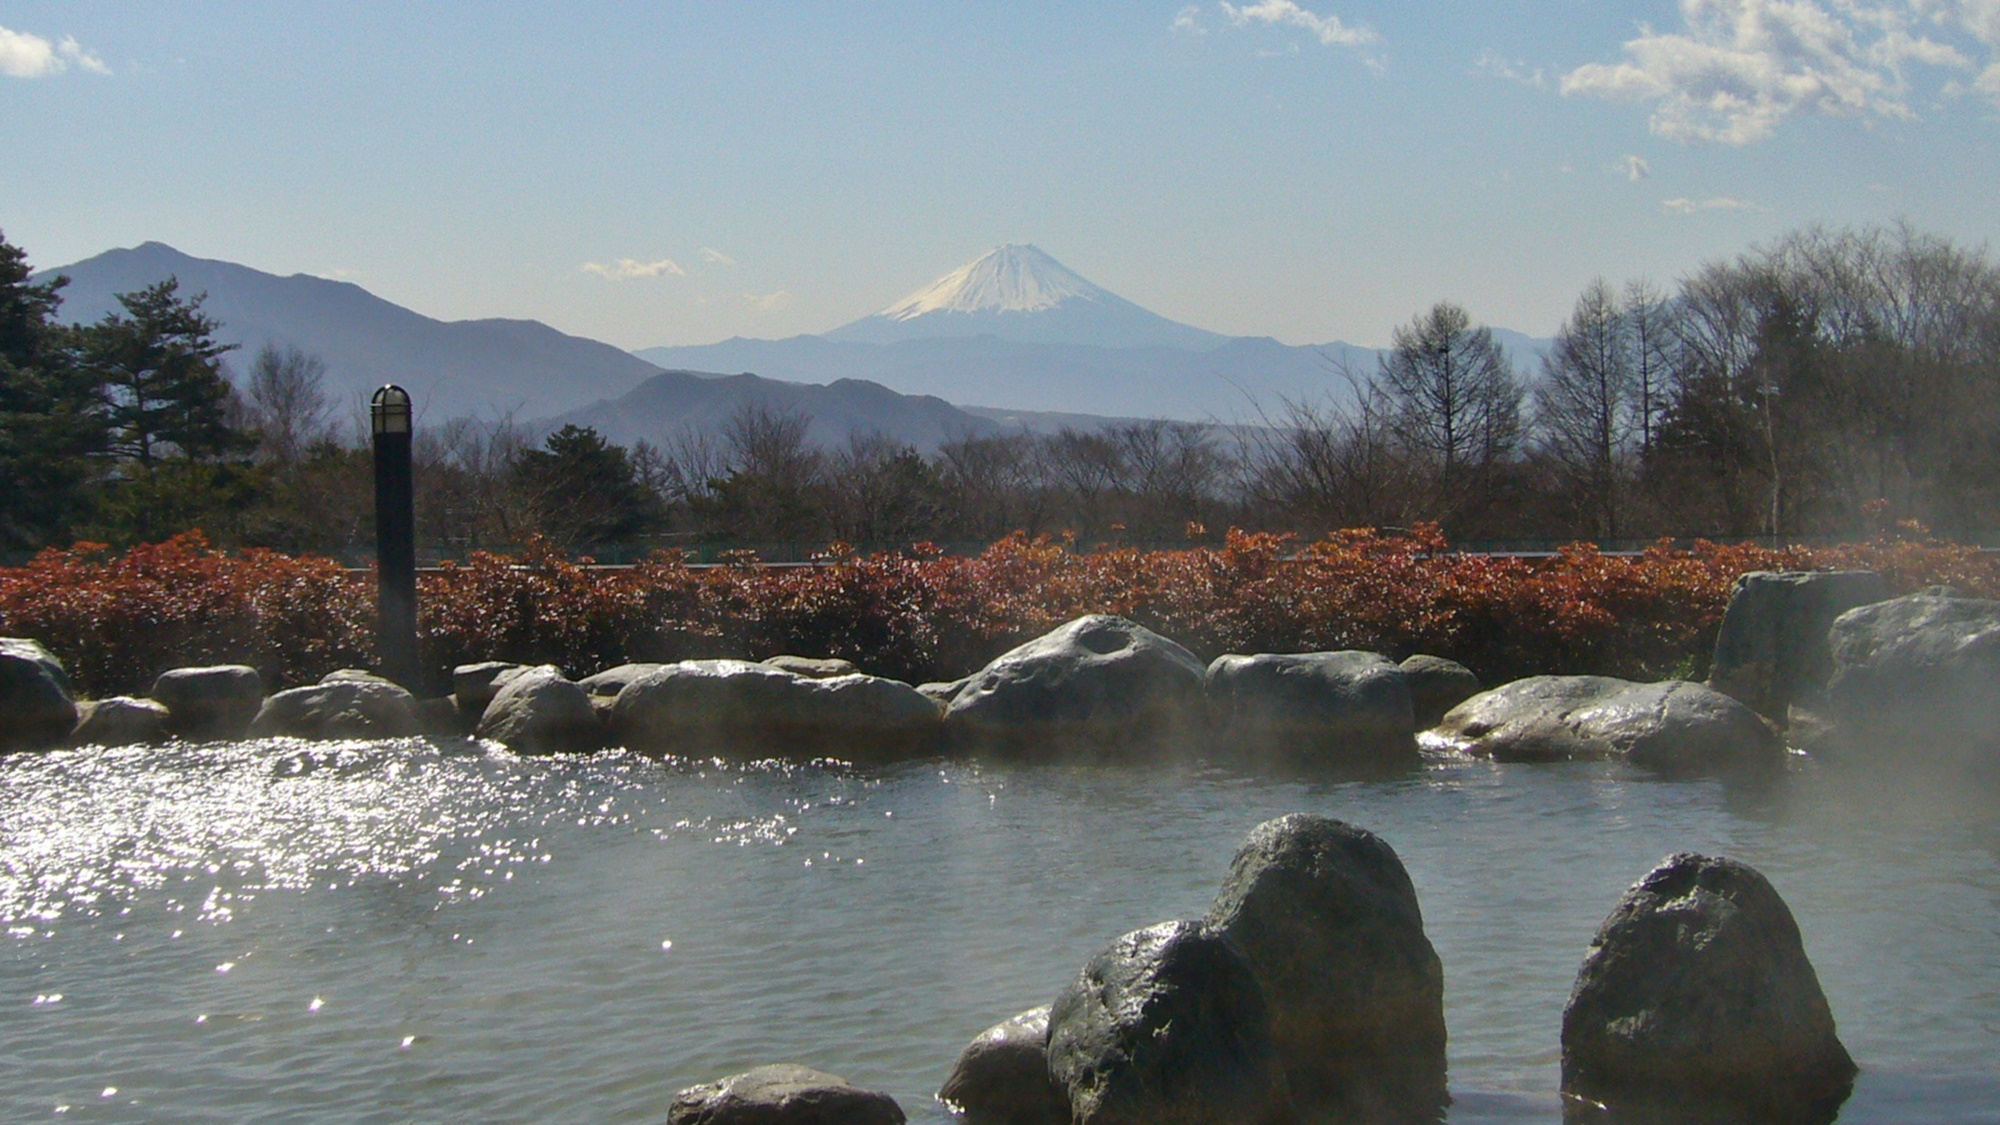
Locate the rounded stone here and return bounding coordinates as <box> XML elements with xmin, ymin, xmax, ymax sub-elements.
<box><xmin>248</xmin><ymin>679</ymin><xmax>421</xmax><ymax>739</ymax></box>
<box><xmin>0</xmin><ymin>638</ymin><xmax>77</xmax><ymax>753</ymax></box>
<box><xmin>151</xmin><ymin>664</ymin><xmax>264</xmax><ymax>741</ymax></box>
<box><xmin>1430</xmin><ymin>675</ymin><xmax>1782</xmax><ymax>774</ymax></box>
<box><xmin>1204</xmin><ymin>814</ymin><xmax>1445</xmax><ymax>1120</ymax></box>
<box><xmin>1398</xmin><ymin>654</ymin><xmax>1481</xmax><ymax>729</ymax></box>
<box><xmin>69</xmin><ymin>696</ymin><xmax>170</xmax><ymax>747</ymax></box>
<box><xmin>611</xmin><ymin>660</ymin><xmax>941</xmax><ymax>761</ymax></box>
<box><xmin>1562</xmin><ymin>852</ymin><xmax>1855</xmax><ymax>1121</ymax></box>
<box><xmin>1047</xmin><ymin>920</ymin><xmax>1292</xmax><ymax>1125</ymax></box>
<box><xmin>944</xmin><ymin>615</ymin><xmax>1206</xmax><ymax>757</ymax></box>
<box><xmin>476</xmin><ymin>665</ymin><xmax>603</xmax><ymax>754</ymax></box>
<box><xmin>668</xmin><ymin>1064</ymin><xmax>906</xmax><ymax>1125</ymax></box>
<box><xmin>937</xmin><ymin>1005</ymin><xmax>1066</xmax><ymax>1125</ymax></box>
<box><xmin>1205</xmin><ymin>650</ymin><xmax>1417</xmax><ymax>764</ymax></box>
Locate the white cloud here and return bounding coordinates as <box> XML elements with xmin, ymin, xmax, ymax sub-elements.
<box><xmin>743</xmin><ymin>290</ymin><xmax>791</xmax><ymax>311</ymax></box>
<box><xmin>1172</xmin><ymin>5</ymin><xmax>1207</xmax><ymax>35</ymax></box>
<box><xmin>1625</xmin><ymin>154</ymin><xmax>1653</xmax><ymax>180</ymax></box>
<box><xmin>1474</xmin><ymin>49</ymin><xmax>1547</xmax><ymax>88</ymax></box>
<box><xmin>1563</xmin><ymin>0</ymin><xmax>1986</xmax><ymax>144</ymax></box>
<box><xmin>1</xmin><ymin>26</ymin><xmax>107</xmax><ymax>78</ymax></box>
<box><xmin>1663</xmin><ymin>195</ymin><xmax>1759</xmax><ymax>212</ymax></box>
<box><xmin>580</xmin><ymin>257</ymin><xmax>685</xmax><ymax>281</ymax></box>
<box><xmin>699</xmin><ymin>247</ymin><xmax>737</xmax><ymax>267</ymax></box>
<box><xmin>1977</xmin><ymin>60</ymin><xmax>2000</xmax><ymax>100</ymax></box>
<box><xmin>1936</xmin><ymin>0</ymin><xmax>2000</xmax><ymax>45</ymax></box>
<box><xmin>1219</xmin><ymin>1</ymin><xmax>1378</xmax><ymax>49</ymax></box>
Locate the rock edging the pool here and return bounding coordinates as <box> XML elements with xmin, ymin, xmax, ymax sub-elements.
<box><xmin>10</xmin><ymin>571</ymin><xmax>2000</xmax><ymax>778</ymax></box>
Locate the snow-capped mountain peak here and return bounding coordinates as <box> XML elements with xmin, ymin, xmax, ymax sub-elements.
<box><xmin>826</xmin><ymin>244</ymin><xmax>1229</xmax><ymax>350</ymax></box>
<box><xmin>876</xmin><ymin>244</ymin><xmax>1109</xmax><ymax>320</ymax></box>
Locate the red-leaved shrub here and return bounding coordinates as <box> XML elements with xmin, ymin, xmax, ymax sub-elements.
<box><xmin>3</xmin><ymin>527</ymin><xmax>1993</xmax><ymax>698</ymax></box>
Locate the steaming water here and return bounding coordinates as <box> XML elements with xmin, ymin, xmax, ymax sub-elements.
<box><xmin>2</xmin><ymin>739</ymin><xmax>1996</xmax><ymax>1123</ymax></box>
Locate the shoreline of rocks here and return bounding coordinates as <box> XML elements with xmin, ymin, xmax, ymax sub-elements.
<box><xmin>6</xmin><ymin>569</ymin><xmax>1996</xmax><ymax>781</ymax></box>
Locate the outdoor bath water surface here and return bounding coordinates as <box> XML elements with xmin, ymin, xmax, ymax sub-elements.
<box><xmin>1</xmin><ymin>739</ymin><xmax>1996</xmax><ymax>1122</ymax></box>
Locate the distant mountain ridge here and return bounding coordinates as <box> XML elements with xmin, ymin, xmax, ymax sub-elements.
<box><xmin>636</xmin><ymin>333</ymin><xmax>1375</xmax><ymax>423</ymax></box>
<box><xmin>548</xmin><ymin>369</ymin><xmax>1004</xmax><ymax>454</ymax></box>
<box><xmin>35</xmin><ymin>243</ymin><xmax>661</xmax><ymax>422</ymax></box>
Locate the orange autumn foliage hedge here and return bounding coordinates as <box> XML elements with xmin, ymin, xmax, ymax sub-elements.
<box><xmin>3</xmin><ymin>527</ymin><xmax>1995</xmax><ymax>698</ymax></box>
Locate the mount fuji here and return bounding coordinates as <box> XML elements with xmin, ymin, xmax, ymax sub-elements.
<box><xmin>638</xmin><ymin>245</ymin><xmax>1414</xmax><ymax>422</ymax></box>
<box><xmin>824</xmin><ymin>244</ymin><xmax>1229</xmax><ymax>351</ymax></box>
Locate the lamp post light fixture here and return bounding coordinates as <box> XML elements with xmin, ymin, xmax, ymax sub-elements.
<box><xmin>370</xmin><ymin>385</ymin><xmax>419</xmax><ymax>690</ymax></box>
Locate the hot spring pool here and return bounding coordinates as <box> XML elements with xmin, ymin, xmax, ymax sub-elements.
<box><xmin>2</xmin><ymin>739</ymin><xmax>1996</xmax><ymax>1122</ymax></box>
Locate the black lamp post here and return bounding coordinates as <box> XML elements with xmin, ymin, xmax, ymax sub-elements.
<box><xmin>371</xmin><ymin>385</ymin><xmax>418</xmax><ymax>690</ymax></box>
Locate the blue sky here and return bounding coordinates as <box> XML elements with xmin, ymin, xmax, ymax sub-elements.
<box><xmin>3</xmin><ymin>2</ymin><xmax>1996</xmax><ymax>348</ymax></box>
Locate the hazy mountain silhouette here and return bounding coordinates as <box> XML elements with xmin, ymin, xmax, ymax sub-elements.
<box><xmin>546</xmin><ymin>369</ymin><xmax>1005</xmax><ymax>454</ymax></box>
<box><xmin>36</xmin><ymin>242</ymin><xmax>662</xmax><ymax>422</ymax></box>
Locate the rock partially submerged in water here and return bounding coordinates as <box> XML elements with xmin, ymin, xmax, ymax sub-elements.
<box><xmin>248</xmin><ymin>679</ymin><xmax>421</xmax><ymax>739</ymax></box>
<box><xmin>477</xmin><ymin>665</ymin><xmax>603</xmax><ymax>754</ymax></box>
<box><xmin>611</xmin><ymin>660</ymin><xmax>941</xmax><ymax>760</ymax></box>
<box><xmin>937</xmin><ymin>1005</ymin><xmax>1066</xmax><ymax>1125</ymax></box>
<box><xmin>1205</xmin><ymin>651</ymin><xmax>1416</xmax><ymax>764</ymax></box>
<box><xmin>668</xmin><ymin>1063</ymin><xmax>906</xmax><ymax>1124</ymax></box>
<box><xmin>1707</xmin><ymin>570</ymin><xmax>1888</xmax><ymax>724</ymax></box>
<box><xmin>1204</xmin><ymin>814</ymin><xmax>1446</xmax><ymax>1122</ymax></box>
<box><xmin>1822</xmin><ymin>591</ymin><xmax>2000</xmax><ymax>772</ymax></box>
<box><xmin>1398</xmin><ymin>654</ymin><xmax>1481</xmax><ymax>729</ymax></box>
<box><xmin>1047</xmin><ymin>919</ymin><xmax>1292</xmax><ymax>1125</ymax></box>
<box><xmin>943</xmin><ymin>615</ymin><xmax>1206</xmax><ymax>756</ymax></box>
<box><xmin>1430</xmin><ymin>676</ymin><xmax>1781</xmax><ymax>773</ymax></box>
<box><xmin>70</xmin><ymin>696</ymin><xmax>169</xmax><ymax>747</ymax></box>
<box><xmin>151</xmin><ymin>663</ymin><xmax>263</xmax><ymax>740</ymax></box>
<box><xmin>0</xmin><ymin>638</ymin><xmax>76</xmax><ymax>752</ymax></box>
<box><xmin>1562</xmin><ymin>852</ymin><xmax>1854</xmax><ymax>1123</ymax></box>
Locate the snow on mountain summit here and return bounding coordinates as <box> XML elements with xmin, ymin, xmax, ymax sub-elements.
<box><xmin>826</xmin><ymin>244</ymin><xmax>1229</xmax><ymax>351</ymax></box>
<box><xmin>876</xmin><ymin>244</ymin><xmax>1110</xmax><ymax>319</ymax></box>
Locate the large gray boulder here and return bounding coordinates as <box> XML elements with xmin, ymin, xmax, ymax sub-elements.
<box><xmin>476</xmin><ymin>665</ymin><xmax>603</xmax><ymax>754</ymax></box>
<box><xmin>0</xmin><ymin>638</ymin><xmax>77</xmax><ymax>752</ymax></box>
<box><xmin>1205</xmin><ymin>651</ymin><xmax>1416</xmax><ymax>764</ymax></box>
<box><xmin>668</xmin><ymin>1064</ymin><xmax>905</xmax><ymax>1125</ymax></box>
<box><xmin>937</xmin><ymin>1006</ymin><xmax>1066</xmax><ymax>1125</ymax></box>
<box><xmin>1430</xmin><ymin>676</ymin><xmax>1782</xmax><ymax>774</ymax></box>
<box><xmin>1707</xmin><ymin>570</ymin><xmax>1889</xmax><ymax>723</ymax></box>
<box><xmin>1398</xmin><ymin>654</ymin><xmax>1480</xmax><ymax>729</ymax></box>
<box><xmin>248</xmin><ymin>679</ymin><xmax>421</xmax><ymax>739</ymax></box>
<box><xmin>944</xmin><ymin>616</ymin><xmax>1206</xmax><ymax>756</ymax></box>
<box><xmin>151</xmin><ymin>664</ymin><xmax>263</xmax><ymax>740</ymax></box>
<box><xmin>1204</xmin><ymin>815</ymin><xmax>1445</xmax><ymax>1122</ymax></box>
<box><xmin>1046</xmin><ymin>920</ymin><xmax>1292</xmax><ymax>1125</ymax></box>
<box><xmin>1822</xmin><ymin>592</ymin><xmax>2000</xmax><ymax>769</ymax></box>
<box><xmin>611</xmin><ymin>660</ymin><xmax>942</xmax><ymax>761</ymax></box>
<box><xmin>452</xmin><ymin>661</ymin><xmax>525</xmax><ymax>719</ymax></box>
<box><xmin>70</xmin><ymin>696</ymin><xmax>170</xmax><ymax>747</ymax></box>
<box><xmin>1562</xmin><ymin>853</ymin><xmax>1855</xmax><ymax>1122</ymax></box>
